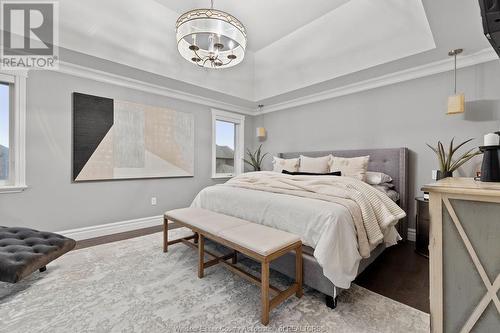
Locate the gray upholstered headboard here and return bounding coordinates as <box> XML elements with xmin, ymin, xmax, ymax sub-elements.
<box><xmin>279</xmin><ymin>148</ymin><xmax>409</xmax><ymax>240</ymax></box>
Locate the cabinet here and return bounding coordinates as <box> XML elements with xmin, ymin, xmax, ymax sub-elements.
<box><xmin>422</xmin><ymin>178</ymin><xmax>500</xmax><ymax>333</ymax></box>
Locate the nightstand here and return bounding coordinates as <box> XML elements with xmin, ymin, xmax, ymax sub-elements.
<box><xmin>415</xmin><ymin>197</ymin><xmax>429</xmax><ymax>258</ymax></box>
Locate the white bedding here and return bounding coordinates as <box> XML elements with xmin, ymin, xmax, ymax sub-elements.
<box><xmin>191</xmin><ymin>180</ymin><xmax>402</xmax><ymax>289</ymax></box>
<box><xmin>225</xmin><ymin>172</ymin><xmax>405</xmax><ymax>253</ymax></box>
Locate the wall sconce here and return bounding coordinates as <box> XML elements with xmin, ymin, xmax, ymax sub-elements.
<box><xmin>256</xmin><ymin>104</ymin><xmax>267</xmax><ymax>139</ymax></box>
<box><xmin>256</xmin><ymin>127</ymin><xmax>267</xmax><ymax>138</ymax></box>
<box><xmin>447</xmin><ymin>48</ymin><xmax>465</xmax><ymax>115</ymax></box>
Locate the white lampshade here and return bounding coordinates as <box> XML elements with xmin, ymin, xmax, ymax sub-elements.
<box><xmin>176</xmin><ymin>8</ymin><xmax>247</xmax><ymax>69</ymax></box>
<box><xmin>446</xmin><ymin>49</ymin><xmax>465</xmax><ymax>115</ymax></box>
<box><xmin>256</xmin><ymin>127</ymin><xmax>267</xmax><ymax>138</ymax></box>
<box><xmin>447</xmin><ymin>93</ymin><xmax>465</xmax><ymax>115</ymax></box>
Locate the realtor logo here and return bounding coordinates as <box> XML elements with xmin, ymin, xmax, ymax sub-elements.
<box><xmin>1</xmin><ymin>1</ymin><xmax>59</xmax><ymax>69</ymax></box>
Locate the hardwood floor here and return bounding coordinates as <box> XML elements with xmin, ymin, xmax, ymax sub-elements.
<box><xmin>74</xmin><ymin>223</ymin><xmax>183</xmax><ymax>250</ymax></box>
<box><xmin>76</xmin><ymin>227</ymin><xmax>429</xmax><ymax>313</ymax></box>
<box><xmin>355</xmin><ymin>241</ymin><xmax>430</xmax><ymax>313</ymax></box>
<box><xmin>74</xmin><ymin>226</ymin><xmax>162</xmax><ymax>250</ymax></box>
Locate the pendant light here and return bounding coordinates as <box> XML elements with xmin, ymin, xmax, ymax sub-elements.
<box><xmin>447</xmin><ymin>48</ymin><xmax>465</xmax><ymax>115</ymax></box>
<box><xmin>176</xmin><ymin>0</ymin><xmax>247</xmax><ymax>69</ymax></box>
<box><xmin>256</xmin><ymin>105</ymin><xmax>267</xmax><ymax>140</ymax></box>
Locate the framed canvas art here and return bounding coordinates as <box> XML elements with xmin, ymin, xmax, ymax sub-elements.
<box><xmin>73</xmin><ymin>93</ymin><xmax>194</xmax><ymax>181</ymax></box>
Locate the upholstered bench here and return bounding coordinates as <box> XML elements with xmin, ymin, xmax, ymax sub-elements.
<box><xmin>164</xmin><ymin>208</ymin><xmax>303</xmax><ymax>326</ymax></box>
<box><xmin>0</xmin><ymin>227</ymin><xmax>76</xmax><ymax>283</ymax></box>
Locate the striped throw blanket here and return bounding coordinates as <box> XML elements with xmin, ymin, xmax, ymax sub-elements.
<box><xmin>224</xmin><ymin>171</ymin><xmax>406</xmax><ymax>257</ymax></box>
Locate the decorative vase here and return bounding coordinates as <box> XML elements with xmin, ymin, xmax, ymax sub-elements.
<box><xmin>437</xmin><ymin>171</ymin><xmax>453</xmax><ymax>180</ymax></box>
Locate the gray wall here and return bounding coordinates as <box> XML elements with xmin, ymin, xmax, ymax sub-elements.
<box><xmin>0</xmin><ymin>69</ymin><xmax>254</xmax><ymax>232</ymax></box>
<box><xmin>250</xmin><ymin>61</ymin><xmax>500</xmax><ymax>229</ymax></box>
<box><xmin>2</xmin><ymin>54</ymin><xmax>499</xmax><ymax>234</ymax></box>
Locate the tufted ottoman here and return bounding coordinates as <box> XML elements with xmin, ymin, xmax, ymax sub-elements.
<box><xmin>0</xmin><ymin>227</ymin><xmax>76</xmax><ymax>283</ymax></box>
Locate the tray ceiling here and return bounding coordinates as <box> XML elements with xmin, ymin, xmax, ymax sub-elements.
<box><xmin>56</xmin><ymin>0</ymin><xmax>492</xmax><ymax>109</ymax></box>
<box><xmin>154</xmin><ymin>0</ymin><xmax>351</xmax><ymax>52</ymax></box>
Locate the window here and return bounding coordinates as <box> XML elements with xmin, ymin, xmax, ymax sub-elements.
<box><xmin>0</xmin><ymin>83</ymin><xmax>9</xmax><ymax>186</ymax></box>
<box><xmin>212</xmin><ymin>109</ymin><xmax>245</xmax><ymax>178</ymax></box>
<box><xmin>0</xmin><ymin>72</ymin><xmax>27</xmax><ymax>193</ymax></box>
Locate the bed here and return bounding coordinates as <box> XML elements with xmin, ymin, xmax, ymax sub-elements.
<box><xmin>192</xmin><ymin>147</ymin><xmax>409</xmax><ymax>307</ymax></box>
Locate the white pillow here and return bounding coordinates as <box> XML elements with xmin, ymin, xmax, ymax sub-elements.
<box><xmin>299</xmin><ymin>155</ymin><xmax>332</xmax><ymax>173</ymax></box>
<box><xmin>329</xmin><ymin>155</ymin><xmax>370</xmax><ymax>181</ymax></box>
<box><xmin>365</xmin><ymin>171</ymin><xmax>393</xmax><ymax>185</ymax></box>
<box><xmin>272</xmin><ymin>157</ymin><xmax>299</xmax><ymax>173</ymax></box>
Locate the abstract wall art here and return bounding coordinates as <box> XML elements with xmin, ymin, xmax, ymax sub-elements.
<box><xmin>73</xmin><ymin>93</ymin><xmax>194</xmax><ymax>181</ymax></box>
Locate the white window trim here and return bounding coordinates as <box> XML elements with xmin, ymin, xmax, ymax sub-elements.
<box><xmin>0</xmin><ymin>70</ymin><xmax>28</xmax><ymax>194</ymax></box>
<box><xmin>211</xmin><ymin>109</ymin><xmax>245</xmax><ymax>179</ymax></box>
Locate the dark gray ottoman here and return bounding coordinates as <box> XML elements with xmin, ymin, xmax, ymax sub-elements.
<box><xmin>0</xmin><ymin>227</ymin><xmax>76</xmax><ymax>283</ymax></box>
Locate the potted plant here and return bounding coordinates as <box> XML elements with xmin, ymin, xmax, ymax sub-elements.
<box><xmin>243</xmin><ymin>144</ymin><xmax>268</xmax><ymax>171</ymax></box>
<box><xmin>426</xmin><ymin>138</ymin><xmax>482</xmax><ymax>180</ymax></box>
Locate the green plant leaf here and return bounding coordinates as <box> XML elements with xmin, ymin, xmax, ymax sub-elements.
<box><xmin>446</xmin><ymin>138</ymin><xmax>454</xmax><ymax>171</ymax></box>
<box><xmin>244</xmin><ymin>144</ymin><xmax>268</xmax><ymax>171</ymax></box>
<box><xmin>450</xmin><ymin>157</ymin><xmax>475</xmax><ymax>172</ymax></box>
<box><xmin>429</xmin><ymin>138</ymin><xmax>480</xmax><ymax>173</ymax></box>
<box><xmin>449</xmin><ymin>149</ymin><xmax>482</xmax><ymax>172</ymax></box>
<box><xmin>245</xmin><ymin>148</ymin><xmax>257</xmax><ymax>169</ymax></box>
<box><xmin>451</xmin><ymin>138</ymin><xmax>474</xmax><ymax>156</ymax></box>
<box><xmin>259</xmin><ymin>152</ymin><xmax>269</xmax><ymax>165</ymax></box>
<box><xmin>438</xmin><ymin>141</ymin><xmax>446</xmax><ymax>172</ymax></box>
<box><xmin>426</xmin><ymin>143</ymin><xmax>439</xmax><ymax>156</ymax></box>
<box><xmin>427</xmin><ymin>143</ymin><xmax>445</xmax><ymax>170</ymax></box>
<box><xmin>243</xmin><ymin>158</ymin><xmax>258</xmax><ymax>171</ymax></box>
<box><xmin>251</xmin><ymin>157</ymin><xmax>258</xmax><ymax>168</ymax></box>
<box><xmin>245</xmin><ymin>148</ymin><xmax>253</xmax><ymax>162</ymax></box>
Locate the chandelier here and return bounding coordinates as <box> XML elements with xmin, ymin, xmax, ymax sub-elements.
<box><xmin>176</xmin><ymin>0</ymin><xmax>247</xmax><ymax>69</ymax></box>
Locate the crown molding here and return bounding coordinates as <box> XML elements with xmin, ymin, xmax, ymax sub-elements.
<box><xmin>55</xmin><ymin>61</ymin><xmax>255</xmax><ymax>115</ymax></box>
<box><xmin>258</xmin><ymin>48</ymin><xmax>499</xmax><ymax>114</ymax></box>
<box><xmin>52</xmin><ymin>48</ymin><xmax>498</xmax><ymax>116</ymax></box>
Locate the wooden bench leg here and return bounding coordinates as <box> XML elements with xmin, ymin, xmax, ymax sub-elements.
<box><xmin>198</xmin><ymin>234</ymin><xmax>205</xmax><ymax>279</ymax></box>
<box><xmin>295</xmin><ymin>245</ymin><xmax>303</xmax><ymax>298</ymax></box>
<box><xmin>232</xmin><ymin>250</ymin><xmax>238</xmax><ymax>264</ymax></box>
<box><xmin>261</xmin><ymin>260</ymin><xmax>270</xmax><ymax>326</ymax></box>
<box><xmin>163</xmin><ymin>217</ymin><xmax>168</xmax><ymax>253</ymax></box>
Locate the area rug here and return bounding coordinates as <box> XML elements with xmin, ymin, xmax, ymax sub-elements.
<box><xmin>0</xmin><ymin>229</ymin><xmax>429</xmax><ymax>332</ymax></box>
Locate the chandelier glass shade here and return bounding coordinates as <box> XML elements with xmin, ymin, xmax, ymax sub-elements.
<box><xmin>176</xmin><ymin>6</ymin><xmax>247</xmax><ymax>69</ymax></box>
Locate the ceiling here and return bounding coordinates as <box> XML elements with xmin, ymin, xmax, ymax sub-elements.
<box><xmin>154</xmin><ymin>0</ymin><xmax>351</xmax><ymax>52</ymax></box>
<box><xmin>253</xmin><ymin>0</ymin><xmax>435</xmax><ymax>99</ymax></box>
<box><xmin>56</xmin><ymin>0</ymin><xmax>495</xmax><ymax>112</ymax></box>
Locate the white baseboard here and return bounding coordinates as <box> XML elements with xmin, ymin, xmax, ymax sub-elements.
<box><xmin>58</xmin><ymin>215</ymin><xmax>163</xmax><ymax>241</ymax></box>
<box><xmin>59</xmin><ymin>215</ymin><xmax>419</xmax><ymax>243</ymax></box>
<box><xmin>407</xmin><ymin>228</ymin><xmax>416</xmax><ymax>242</ymax></box>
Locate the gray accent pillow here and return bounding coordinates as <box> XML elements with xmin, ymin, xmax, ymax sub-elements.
<box><xmin>366</xmin><ymin>171</ymin><xmax>393</xmax><ymax>185</ymax></box>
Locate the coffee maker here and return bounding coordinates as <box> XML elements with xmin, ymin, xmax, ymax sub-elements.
<box><xmin>480</xmin><ymin>132</ymin><xmax>500</xmax><ymax>182</ymax></box>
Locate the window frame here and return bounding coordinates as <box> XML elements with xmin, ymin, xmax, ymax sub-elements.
<box><xmin>211</xmin><ymin>109</ymin><xmax>245</xmax><ymax>179</ymax></box>
<box><xmin>0</xmin><ymin>71</ymin><xmax>27</xmax><ymax>193</ymax></box>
